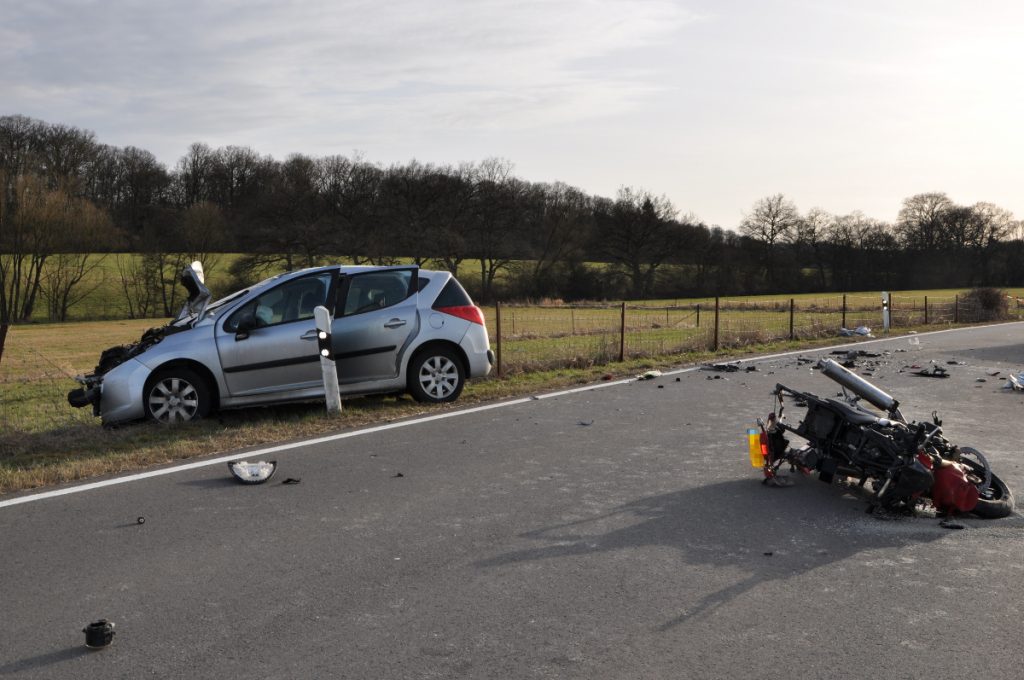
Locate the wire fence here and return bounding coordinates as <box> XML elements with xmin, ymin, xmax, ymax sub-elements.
<box><xmin>485</xmin><ymin>294</ymin><xmax>1024</xmax><ymax>375</ymax></box>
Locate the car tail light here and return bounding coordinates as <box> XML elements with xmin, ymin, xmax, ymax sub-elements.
<box><xmin>437</xmin><ymin>305</ymin><xmax>485</xmax><ymax>325</ymax></box>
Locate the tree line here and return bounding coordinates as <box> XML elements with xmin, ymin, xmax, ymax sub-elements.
<box><xmin>2</xmin><ymin>113</ymin><xmax>1023</xmax><ymax>340</ymax></box>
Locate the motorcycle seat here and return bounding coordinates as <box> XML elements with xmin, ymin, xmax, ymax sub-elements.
<box><xmin>825</xmin><ymin>398</ymin><xmax>881</xmax><ymax>426</ymax></box>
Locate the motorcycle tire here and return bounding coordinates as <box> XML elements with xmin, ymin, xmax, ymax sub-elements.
<box><xmin>961</xmin><ymin>458</ymin><xmax>1014</xmax><ymax>519</ymax></box>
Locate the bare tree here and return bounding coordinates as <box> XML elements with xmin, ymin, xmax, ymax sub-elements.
<box><xmin>740</xmin><ymin>194</ymin><xmax>801</xmax><ymax>291</ymax></box>
<box><xmin>466</xmin><ymin>159</ymin><xmax>526</xmax><ymax>301</ymax></box>
<box><xmin>896</xmin><ymin>192</ymin><xmax>954</xmax><ymax>251</ymax></box>
<box><xmin>594</xmin><ymin>187</ymin><xmax>684</xmax><ymax>299</ymax></box>
<box><xmin>38</xmin><ymin>200</ymin><xmax>120</xmax><ymax>321</ymax></box>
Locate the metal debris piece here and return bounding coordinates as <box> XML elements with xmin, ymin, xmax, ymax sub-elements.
<box><xmin>83</xmin><ymin>620</ymin><xmax>115</xmax><ymax>649</ymax></box>
<box><xmin>913</xmin><ymin>366</ymin><xmax>949</xmax><ymax>378</ymax></box>
<box><xmin>1005</xmin><ymin>374</ymin><xmax>1024</xmax><ymax>391</ymax></box>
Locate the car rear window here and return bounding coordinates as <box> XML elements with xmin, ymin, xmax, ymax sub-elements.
<box><xmin>431</xmin><ymin>278</ymin><xmax>472</xmax><ymax>308</ymax></box>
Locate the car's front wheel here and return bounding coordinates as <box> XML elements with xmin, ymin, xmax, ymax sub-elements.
<box><xmin>408</xmin><ymin>347</ymin><xmax>465</xmax><ymax>403</ymax></box>
<box><xmin>145</xmin><ymin>368</ymin><xmax>211</xmax><ymax>424</ymax></box>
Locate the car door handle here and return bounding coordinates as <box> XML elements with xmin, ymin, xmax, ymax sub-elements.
<box><xmin>384</xmin><ymin>319</ymin><xmax>407</xmax><ymax>329</ymax></box>
<box><xmin>300</xmin><ymin>330</ymin><xmax>319</xmax><ymax>340</ymax></box>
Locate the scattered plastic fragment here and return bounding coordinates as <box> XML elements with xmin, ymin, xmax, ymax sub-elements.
<box><xmin>702</xmin><ymin>362</ymin><xmax>740</xmax><ymax>373</ymax></box>
<box><xmin>392</xmin><ymin>472</ymin><xmax>404</xmax><ymax>478</ymax></box>
<box><xmin>839</xmin><ymin>326</ymin><xmax>873</xmax><ymax>337</ymax></box>
<box><xmin>976</xmin><ymin>378</ymin><xmax>987</xmax><ymax>383</ymax></box>
<box><xmin>228</xmin><ymin>460</ymin><xmax>278</xmax><ymax>484</ymax></box>
<box><xmin>601</xmin><ymin>374</ymin><xmax>614</xmax><ymax>381</ymax></box>
<box><xmin>675</xmin><ymin>377</ymin><xmax>681</xmax><ymax>382</ymax></box>
<box><xmin>578</xmin><ymin>420</ymin><xmax>594</xmax><ymax>426</ymax></box>
<box><xmin>657</xmin><ymin>384</ymin><xmax>664</xmax><ymax>389</ymax></box>
<box><xmin>946</xmin><ymin>360</ymin><xmax>965</xmax><ymax>365</ymax></box>
<box><xmin>136</xmin><ymin>517</ymin><xmax>145</xmax><ymax>525</ymax></box>
<box><xmin>988</xmin><ymin>370</ymin><xmax>1001</xmax><ymax>377</ymax></box>
<box><xmin>1005</xmin><ymin>374</ymin><xmax>1024</xmax><ymax>391</ymax></box>
<box><xmin>83</xmin><ymin>620</ymin><xmax>115</xmax><ymax>649</ymax></box>
<box><xmin>913</xmin><ymin>366</ymin><xmax>949</xmax><ymax>378</ymax></box>
<box><xmin>763</xmin><ymin>551</ymin><xmax>774</xmax><ymax>556</ymax></box>
<box><xmin>939</xmin><ymin>520</ymin><xmax>966</xmax><ymax>530</ymax></box>
<box><xmin>281</xmin><ymin>478</ymin><xmax>301</xmax><ymax>485</ymax></box>
<box><xmin>637</xmin><ymin>370</ymin><xmax>663</xmax><ymax>380</ymax></box>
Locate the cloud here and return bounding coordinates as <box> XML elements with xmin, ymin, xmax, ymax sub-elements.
<box><xmin>1</xmin><ymin>0</ymin><xmax>696</xmax><ymax>157</ymax></box>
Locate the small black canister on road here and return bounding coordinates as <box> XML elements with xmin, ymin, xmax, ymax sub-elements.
<box><xmin>83</xmin><ymin>620</ymin><xmax>115</xmax><ymax>649</ymax></box>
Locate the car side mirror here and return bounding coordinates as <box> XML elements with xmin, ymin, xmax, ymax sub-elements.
<box><xmin>234</xmin><ymin>310</ymin><xmax>257</xmax><ymax>340</ymax></box>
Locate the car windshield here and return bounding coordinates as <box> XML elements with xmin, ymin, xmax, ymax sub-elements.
<box><xmin>204</xmin><ymin>289</ymin><xmax>249</xmax><ymax>315</ymax></box>
<box><xmin>201</xmin><ymin>273</ymin><xmax>288</xmax><ymax>318</ymax></box>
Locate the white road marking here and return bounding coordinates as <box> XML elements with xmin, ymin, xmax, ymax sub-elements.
<box><xmin>2</xmin><ymin>321</ymin><xmax>1019</xmax><ymax>509</ymax></box>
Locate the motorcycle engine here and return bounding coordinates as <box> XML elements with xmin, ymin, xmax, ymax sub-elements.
<box><xmin>888</xmin><ymin>459</ymin><xmax>934</xmax><ymax>502</ymax></box>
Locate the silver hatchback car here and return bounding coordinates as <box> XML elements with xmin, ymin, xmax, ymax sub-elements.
<box><xmin>68</xmin><ymin>264</ymin><xmax>494</xmax><ymax>424</ymax></box>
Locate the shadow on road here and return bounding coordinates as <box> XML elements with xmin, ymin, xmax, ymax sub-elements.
<box><xmin>0</xmin><ymin>646</ymin><xmax>90</xmax><ymax>676</ymax></box>
<box><xmin>477</xmin><ymin>478</ymin><xmax>949</xmax><ymax>630</ymax></box>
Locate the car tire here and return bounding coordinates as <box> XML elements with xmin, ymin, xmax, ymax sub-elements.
<box><xmin>145</xmin><ymin>368</ymin><xmax>211</xmax><ymax>424</ymax></box>
<box><xmin>408</xmin><ymin>347</ymin><xmax>465</xmax><ymax>403</ymax></box>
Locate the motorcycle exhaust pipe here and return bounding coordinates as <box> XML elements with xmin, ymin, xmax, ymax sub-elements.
<box><xmin>817</xmin><ymin>358</ymin><xmax>902</xmax><ymax>418</ymax></box>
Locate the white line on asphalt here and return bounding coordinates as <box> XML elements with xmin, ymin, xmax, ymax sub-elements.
<box><xmin>3</xmin><ymin>321</ymin><xmax>1019</xmax><ymax>510</ymax></box>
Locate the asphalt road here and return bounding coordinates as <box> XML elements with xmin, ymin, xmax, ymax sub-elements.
<box><xmin>3</xmin><ymin>323</ymin><xmax>1024</xmax><ymax>679</ymax></box>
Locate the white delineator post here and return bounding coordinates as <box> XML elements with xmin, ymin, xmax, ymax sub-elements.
<box><xmin>314</xmin><ymin>305</ymin><xmax>342</xmax><ymax>413</ymax></box>
<box><xmin>882</xmin><ymin>291</ymin><xmax>891</xmax><ymax>333</ymax></box>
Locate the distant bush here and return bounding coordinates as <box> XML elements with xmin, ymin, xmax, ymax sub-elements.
<box><xmin>962</xmin><ymin>287</ymin><xmax>1009</xmax><ymax>321</ymax></box>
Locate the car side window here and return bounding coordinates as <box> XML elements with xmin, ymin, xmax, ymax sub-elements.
<box><xmin>340</xmin><ymin>271</ymin><xmax>413</xmax><ymax>316</ymax></box>
<box><xmin>225</xmin><ymin>273</ymin><xmax>333</xmax><ymax>331</ymax></box>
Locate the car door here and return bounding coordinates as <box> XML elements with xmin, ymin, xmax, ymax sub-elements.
<box><xmin>216</xmin><ymin>271</ymin><xmax>336</xmax><ymax>396</ymax></box>
<box><xmin>331</xmin><ymin>269</ymin><xmax>418</xmax><ymax>384</ymax></box>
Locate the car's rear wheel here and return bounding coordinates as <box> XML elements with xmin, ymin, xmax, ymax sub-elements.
<box><xmin>145</xmin><ymin>368</ymin><xmax>211</xmax><ymax>424</ymax></box>
<box><xmin>408</xmin><ymin>347</ymin><xmax>465</xmax><ymax>403</ymax></box>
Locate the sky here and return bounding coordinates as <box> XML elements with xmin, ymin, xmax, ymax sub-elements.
<box><xmin>3</xmin><ymin>0</ymin><xmax>1023</xmax><ymax>229</ymax></box>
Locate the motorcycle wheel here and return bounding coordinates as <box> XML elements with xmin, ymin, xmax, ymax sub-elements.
<box><xmin>961</xmin><ymin>458</ymin><xmax>1014</xmax><ymax>519</ymax></box>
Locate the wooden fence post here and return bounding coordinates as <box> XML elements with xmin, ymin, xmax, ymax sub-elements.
<box><xmin>619</xmin><ymin>302</ymin><xmax>626</xmax><ymax>362</ymax></box>
<box><xmin>495</xmin><ymin>301</ymin><xmax>503</xmax><ymax>377</ymax></box>
<box><xmin>924</xmin><ymin>296</ymin><xmax>928</xmax><ymax>325</ymax></box>
<box><xmin>954</xmin><ymin>295</ymin><xmax>959</xmax><ymax>323</ymax></box>
<box><xmin>696</xmin><ymin>303</ymin><xmax>701</xmax><ymax>328</ymax></box>
<box><xmin>789</xmin><ymin>299</ymin><xmax>795</xmax><ymax>340</ymax></box>
<box><xmin>842</xmin><ymin>294</ymin><xmax>847</xmax><ymax>329</ymax></box>
<box><xmin>713</xmin><ymin>297</ymin><xmax>720</xmax><ymax>352</ymax></box>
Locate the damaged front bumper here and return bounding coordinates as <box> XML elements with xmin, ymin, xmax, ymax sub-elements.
<box><xmin>68</xmin><ymin>381</ymin><xmax>102</xmax><ymax>416</ymax></box>
<box><xmin>67</xmin><ymin>357</ymin><xmax>150</xmax><ymax>424</ymax></box>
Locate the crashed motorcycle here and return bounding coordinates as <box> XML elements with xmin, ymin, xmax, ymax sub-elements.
<box><xmin>749</xmin><ymin>358</ymin><xmax>1014</xmax><ymax>519</ymax></box>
